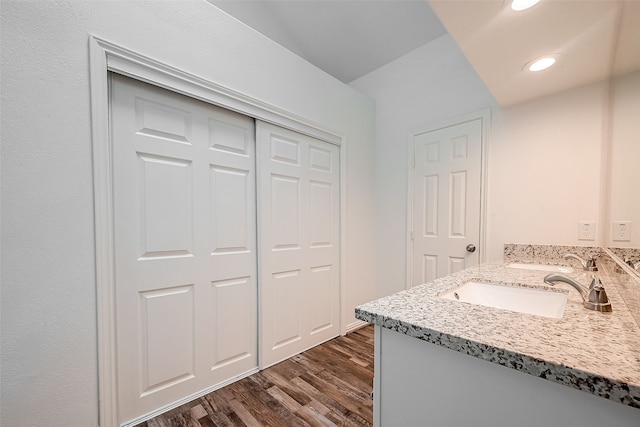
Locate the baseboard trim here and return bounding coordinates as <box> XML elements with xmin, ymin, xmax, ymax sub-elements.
<box><xmin>122</xmin><ymin>367</ymin><xmax>259</xmax><ymax>427</ymax></box>
<box><xmin>345</xmin><ymin>319</ymin><xmax>369</xmax><ymax>334</ymax></box>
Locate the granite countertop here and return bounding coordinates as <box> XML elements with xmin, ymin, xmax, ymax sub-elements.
<box><xmin>355</xmin><ymin>256</ymin><xmax>640</xmax><ymax>409</ymax></box>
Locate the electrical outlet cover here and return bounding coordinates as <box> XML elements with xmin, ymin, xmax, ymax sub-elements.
<box><xmin>613</xmin><ymin>221</ymin><xmax>631</xmax><ymax>241</ymax></box>
<box><xmin>578</xmin><ymin>221</ymin><xmax>596</xmax><ymax>241</ymax></box>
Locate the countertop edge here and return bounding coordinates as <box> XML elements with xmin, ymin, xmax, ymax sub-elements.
<box><xmin>355</xmin><ymin>308</ymin><xmax>640</xmax><ymax>409</ymax></box>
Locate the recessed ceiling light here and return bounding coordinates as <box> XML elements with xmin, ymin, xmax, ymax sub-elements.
<box><xmin>527</xmin><ymin>56</ymin><xmax>557</xmax><ymax>72</ymax></box>
<box><xmin>511</xmin><ymin>0</ymin><xmax>540</xmax><ymax>11</ymax></box>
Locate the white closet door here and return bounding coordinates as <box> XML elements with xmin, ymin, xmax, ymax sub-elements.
<box><xmin>258</xmin><ymin>121</ymin><xmax>341</xmax><ymax>368</ymax></box>
<box><xmin>110</xmin><ymin>73</ymin><xmax>257</xmax><ymax>425</ymax></box>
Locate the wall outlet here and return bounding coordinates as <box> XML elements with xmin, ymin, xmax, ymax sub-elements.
<box><xmin>578</xmin><ymin>221</ymin><xmax>596</xmax><ymax>241</ymax></box>
<box><xmin>613</xmin><ymin>221</ymin><xmax>631</xmax><ymax>241</ymax></box>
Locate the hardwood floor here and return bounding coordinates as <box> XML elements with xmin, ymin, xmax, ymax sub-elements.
<box><xmin>136</xmin><ymin>325</ymin><xmax>374</xmax><ymax>427</ymax></box>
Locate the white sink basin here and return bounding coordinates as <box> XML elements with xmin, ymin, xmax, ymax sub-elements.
<box><xmin>506</xmin><ymin>262</ymin><xmax>573</xmax><ymax>274</ymax></box>
<box><xmin>439</xmin><ymin>281</ymin><xmax>567</xmax><ymax>319</ymax></box>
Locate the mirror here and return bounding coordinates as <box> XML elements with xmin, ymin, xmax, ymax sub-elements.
<box><xmin>429</xmin><ymin>0</ymin><xmax>639</xmax><ymax>252</ymax></box>
<box><xmin>606</xmin><ymin>2</ymin><xmax>639</xmax><ymax>270</ymax></box>
<box><xmin>608</xmin><ymin>71</ymin><xmax>640</xmax><ymax>248</ymax></box>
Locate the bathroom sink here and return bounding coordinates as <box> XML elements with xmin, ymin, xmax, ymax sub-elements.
<box><xmin>506</xmin><ymin>262</ymin><xmax>573</xmax><ymax>273</ymax></box>
<box><xmin>439</xmin><ymin>281</ymin><xmax>567</xmax><ymax>319</ymax></box>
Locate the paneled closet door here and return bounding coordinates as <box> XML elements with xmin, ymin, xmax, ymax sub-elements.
<box><xmin>110</xmin><ymin>73</ymin><xmax>258</xmax><ymax>425</ymax></box>
<box><xmin>257</xmin><ymin>121</ymin><xmax>341</xmax><ymax>368</ymax></box>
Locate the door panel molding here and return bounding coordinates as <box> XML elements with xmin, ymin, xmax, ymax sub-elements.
<box><xmin>257</xmin><ymin>121</ymin><xmax>341</xmax><ymax>369</ymax></box>
<box><xmin>111</xmin><ymin>74</ymin><xmax>260</xmax><ymax>424</ymax></box>
<box><xmin>406</xmin><ymin>109</ymin><xmax>490</xmax><ymax>290</ymax></box>
<box><xmin>89</xmin><ymin>35</ymin><xmax>345</xmax><ymax>427</ymax></box>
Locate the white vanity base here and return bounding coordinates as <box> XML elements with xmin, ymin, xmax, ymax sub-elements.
<box><xmin>374</xmin><ymin>325</ymin><xmax>639</xmax><ymax>427</ymax></box>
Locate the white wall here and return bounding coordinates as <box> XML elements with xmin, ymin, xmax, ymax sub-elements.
<box><xmin>351</xmin><ymin>33</ymin><xmax>616</xmax><ymax>297</ymax></box>
<box><xmin>487</xmin><ymin>81</ymin><xmax>608</xmax><ymax>260</ymax></box>
<box><xmin>350</xmin><ymin>35</ymin><xmax>497</xmax><ymax>298</ymax></box>
<box><xmin>607</xmin><ymin>71</ymin><xmax>640</xmax><ymax>247</ymax></box>
<box><xmin>0</xmin><ymin>1</ymin><xmax>376</xmax><ymax>425</ymax></box>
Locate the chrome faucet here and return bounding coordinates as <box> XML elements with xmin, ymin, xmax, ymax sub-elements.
<box><xmin>544</xmin><ymin>273</ymin><xmax>612</xmax><ymax>312</ymax></box>
<box><xmin>625</xmin><ymin>257</ymin><xmax>640</xmax><ymax>271</ymax></box>
<box><xmin>563</xmin><ymin>253</ymin><xmax>598</xmax><ymax>271</ymax></box>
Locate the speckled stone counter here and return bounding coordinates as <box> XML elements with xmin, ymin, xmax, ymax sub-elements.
<box><xmin>355</xmin><ymin>250</ymin><xmax>640</xmax><ymax>409</ymax></box>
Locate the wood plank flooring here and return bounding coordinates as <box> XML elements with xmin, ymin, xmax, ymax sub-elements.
<box><xmin>136</xmin><ymin>325</ymin><xmax>374</xmax><ymax>427</ymax></box>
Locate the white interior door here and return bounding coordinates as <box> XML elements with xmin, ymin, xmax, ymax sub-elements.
<box><xmin>258</xmin><ymin>121</ymin><xmax>341</xmax><ymax>368</ymax></box>
<box><xmin>110</xmin><ymin>73</ymin><xmax>258</xmax><ymax>425</ymax></box>
<box><xmin>412</xmin><ymin>118</ymin><xmax>483</xmax><ymax>286</ymax></box>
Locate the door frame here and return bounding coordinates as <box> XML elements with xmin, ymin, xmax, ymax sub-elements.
<box><xmin>88</xmin><ymin>35</ymin><xmax>346</xmax><ymax>426</ymax></box>
<box><xmin>406</xmin><ymin>109</ymin><xmax>490</xmax><ymax>289</ymax></box>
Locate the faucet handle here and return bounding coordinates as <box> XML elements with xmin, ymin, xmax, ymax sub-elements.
<box><xmin>585</xmin><ymin>254</ymin><xmax>599</xmax><ymax>271</ymax></box>
<box><xmin>588</xmin><ymin>275</ymin><xmax>603</xmax><ymax>290</ymax></box>
<box><xmin>588</xmin><ymin>284</ymin><xmax>610</xmax><ymax>305</ymax></box>
<box><xmin>585</xmin><ymin>277</ymin><xmax>612</xmax><ymax>311</ymax></box>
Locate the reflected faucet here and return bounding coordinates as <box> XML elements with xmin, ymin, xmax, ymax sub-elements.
<box><xmin>544</xmin><ymin>274</ymin><xmax>612</xmax><ymax>312</ymax></box>
<box><xmin>563</xmin><ymin>253</ymin><xmax>598</xmax><ymax>271</ymax></box>
<box><xmin>625</xmin><ymin>257</ymin><xmax>640</xmax><ymax>271</ymax></box>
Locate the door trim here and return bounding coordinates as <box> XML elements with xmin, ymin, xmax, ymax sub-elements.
<box><xmin>406</xmin><ymin>109</ymin><xmax>490</xmax><ymax>289</ymax></box>
<box><xmin>88</xmin><ymin>35</ymin><xmax>346</xmax><ymax>426</ymax></box>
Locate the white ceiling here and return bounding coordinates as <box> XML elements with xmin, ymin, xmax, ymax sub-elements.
<box><xmin>429</xmin><ymin>0</ymin><xmax>640</xmax><ymax>106</ymax></box>
<box><xmin>209</xmin><ymin>0</ymin><xmax>447</xmax><ymax>83</ymax></box>
<box><xmin>210</xmin><ymin>0</ymin><xmax>640</xmax><ymax>106</ymax></box>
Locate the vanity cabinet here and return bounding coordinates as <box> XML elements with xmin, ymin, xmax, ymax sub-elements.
<box><xmin>374</xmin><ymin>325</ymin><xmax>639</xmax><ymax>427</ymax></box>
<box><xmin>357</xmin><ymin>249</ymin><xmax>640</xmax><ymax>427</ymax></box>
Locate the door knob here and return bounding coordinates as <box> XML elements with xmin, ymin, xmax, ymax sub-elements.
<box><xmin>466</xmin><ymin>244</ymin><xmax>476</xmax><ymax>253</ymax></box>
